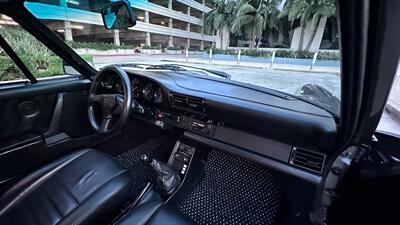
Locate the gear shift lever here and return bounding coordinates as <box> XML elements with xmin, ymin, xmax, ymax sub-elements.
<box><xmin>141</xmin><ymin>154</ymin><xmax>181</xmax><ymax>196</ymax></box>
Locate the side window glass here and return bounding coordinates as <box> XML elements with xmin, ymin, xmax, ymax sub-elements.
<box><xmin>377</xmin><ymin>60</ymin><xmax>400</xmax><ymax>135</ymax></box>
<box><xmin>0</xmin><ymin>15</ymin><xmax>64</xmax><ymax>80</ymax></box>
<box><xmin>0</xmin><ymin>46</ymin><xmax>26</xmax><ymax>83</ymax></box>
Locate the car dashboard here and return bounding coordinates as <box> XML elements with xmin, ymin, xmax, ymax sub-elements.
<box><xmin>102</xmin><ymin>67</ymin><xmax>337</xmax><ymax>183</ymax></box>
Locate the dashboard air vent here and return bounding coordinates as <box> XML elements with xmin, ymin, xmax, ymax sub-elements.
<box><xmin>289</xmin><ymin>147</ymin><xmax>326</xmax><ymax>174</ymax></box>
<box><xmin>170</xmin><ymin>93</ymin><xmax>205</xmax><ymax>113</ymax></box>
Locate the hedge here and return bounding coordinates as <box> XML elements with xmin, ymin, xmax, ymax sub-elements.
<box><xmin>142</xmin><ymin>45</ymin><xmax>161</xmax><ymax>50</ymax></box>
<box><xmin>166</xmin><ymin>46</ymin><xmax>182</xmax><ymax>51</ymax></box>
<box><xmin>0</xmin><ymin>28</ymin><xmax>97</xmax><ymax>82</ymax></box>
<box><xmin>205</xmin><ymin>48</ymin><xmax>340</xmax><ymax>61</ymax></box>
<box><xmin>0</xmin><ymin>54</ymin><xmax>93</xmax><ymax>82</ymax></box>
<box><xmin>67</xmin><ymin>41</ymin><xmax>135</xmax><ymax>50</ymax></box>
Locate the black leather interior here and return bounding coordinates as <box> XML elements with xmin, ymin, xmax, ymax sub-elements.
<box><xmin>0</xmin><ymin>149</ymin><xmax>130</xmax><ymax>225</ymax></box>
<box><xmin>116</xmin><ymin>201</ymin><xmax>196</xmax><ymax>225</ymax></box>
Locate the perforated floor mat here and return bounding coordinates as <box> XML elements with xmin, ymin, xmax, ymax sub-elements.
<box><xmin>116</xmin><ymin>134</ymin><xmax>177</xmax><ymax>199</ymax></box>
<box><xmin>178</xmin><ymin>150</ymin><xmax>280</xmax><ymax>225</ymax></box>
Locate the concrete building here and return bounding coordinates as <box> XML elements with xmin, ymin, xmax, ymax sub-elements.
<box><xmin>24</xmin><ymin>0</ymin><xmax>217</xmax><ymax>49</ymax></box>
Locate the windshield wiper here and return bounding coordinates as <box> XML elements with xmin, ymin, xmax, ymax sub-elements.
<box><xmin>146</xmin><ymin>64</ymin><xmax>186</xmax><ymax>71</ymax></box>
<box><xmin>103</xmin><ymin>63</ymin><xmax>145</xmax><ymax>69</ymax></box>
<box><xmin>157</xmin><ymin>64</ymin><xmax>231</xmax><ymax>80</ymax></box>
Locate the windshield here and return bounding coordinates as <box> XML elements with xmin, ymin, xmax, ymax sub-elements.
<box><xmin>22</xmin><ymin>0</ymin><xmax>340</xmax><ymax>115</ymax></box>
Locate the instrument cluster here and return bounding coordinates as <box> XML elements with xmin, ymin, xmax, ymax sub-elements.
<box><xmin>131</xmin><ymin>77</ymin><xmax>163</xmax><ymax>104</ymax></box>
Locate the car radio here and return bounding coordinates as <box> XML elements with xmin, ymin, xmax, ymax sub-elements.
<box><xmin>155</xmin><ymin>110</ymin><xmax>215</xmax><ymax>137</ymax></box>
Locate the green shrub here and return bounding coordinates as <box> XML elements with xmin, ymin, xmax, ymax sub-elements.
<box><xmin>241</xmin><ymin>49</ymin><xmax>271</xmax><ymax>58</ymax></box>
<box><xmin>67</xmin><ymin>41</ymin><xmax>134</xmax><ymax>50</ymax></box>
<box><xmin>317</xmin><ymin>51</ymin><xmax>340</xmax><ymax>60</ymax></box>
<box><xmin>142</xmin><ymin>45</ymin><xmax>161</xmax><ymax>50</ymax></box>
<box><xmin>205</xmin><ymin>48</ymin><xmax>340</xmax><ymax>60</ymax></box>
<box><xmin>166</xmin><ymin>46</ymin><xmax>181</xmax><ymax>51</ymax></box>
<box><xmin>188</xmin><ymin>46</ymin><xmax>200</xmax><ymax>51</ymax></box>
<box><xmin>0</xmin><ymin>56</ymin><xmax>25</xmax><ymax>81</ymax></box>
<box><xmin>0</xmin><ymin>28</ymin><xmax>95</xmax><ymax>82</ymax></box>
<box><xmin>0</xmin><ymin>27</ymin><xmax>63</xmax><ymax>81</ymax></box>
<box><xmin>80</xmin><ymin>54</ymin><xmax>93</xmax><ymax>62</ymax></box>
<box><xmin>275</xmin><ymin>50</ymin><xmax>314</xmax><ymax>59</ymax></box>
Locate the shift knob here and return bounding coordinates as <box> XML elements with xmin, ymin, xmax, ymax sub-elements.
<box><xmin>140</xmin><ymin>154</ymin><xmax>181</xmax><ymax>196</ymax></box>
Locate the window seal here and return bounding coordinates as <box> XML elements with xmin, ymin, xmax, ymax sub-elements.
<box><xmin>0</xmin><ymin>33</ymin><xmax>37</xmax><ymax>84</ymax></box>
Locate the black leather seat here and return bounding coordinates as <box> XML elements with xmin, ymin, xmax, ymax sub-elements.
<box><xmin>116</xmin><ymin>201</ymin><xmax>196</xmax><ymax>225</ymax></box>
<box><xmin>0</xmin><ymin>149</ymin><xmax>130</xmax><ymax>225</ymax></box>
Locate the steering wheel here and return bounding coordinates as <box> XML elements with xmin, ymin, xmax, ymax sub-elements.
<box><xmin>88</xmin><ymin>66</ymin><xmax>132</xmax><ymax>134</ymax></box>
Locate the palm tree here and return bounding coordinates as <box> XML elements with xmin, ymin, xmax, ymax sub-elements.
<box><xmin>230</xmin><ymin>0</ymin><xmax>262</xmax><ymax>49</ymax></box>
<box><xmin>231</xmin><ymin>0</ymin><xmax>279</xmax><ymax>49</ymax></box>
<box><xmin>280</xmin><ymin>0</ymin><xmax>335</xmax><ymax>50</ymax></box>
<box><xmin>304</xmin><ymin>0</ymin><xmax>335</xmax><ymax>50</ymax></box>
<box><xmin>261</xmin><ymin>0</ymin><xmax>283</xmax><ymax>47</ymax></box>
<box><xmin>203</xmin><ymin>0</ymin><xmax>235</xmax><ymax>50</ymax></box>
<box><xmin>279</xmin><ymin>0</ymin><xmax>312</xmax><ymax>50</ymax></box>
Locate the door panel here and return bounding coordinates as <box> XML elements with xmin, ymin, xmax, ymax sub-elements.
<box><xmin>329</xmin><ymin>131</ymin><xmax>400</xmax><ymax>225</ymax></box>
<box><xmin>0</xmin><ymin>94</ymin><xmax>56</xmax><ymax>140</ymax></box>
<box><xmin>0</xmin><ymin>77</ymin><xmax>95</xmax><ymax>185</ymax></box>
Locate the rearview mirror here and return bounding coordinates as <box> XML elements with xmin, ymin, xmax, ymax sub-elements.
<box><xmin>101</xmin><ymin>0</ymin><xmax>136</xmax><ymax>30</ymax></box>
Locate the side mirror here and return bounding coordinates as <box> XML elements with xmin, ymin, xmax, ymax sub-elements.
<box><xmin>101</xmin><ymin>0</ymin><xmax>136</xmax><ymax>30</ymax></box>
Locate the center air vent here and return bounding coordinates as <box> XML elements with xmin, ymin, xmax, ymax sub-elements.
<box><xmin>170</xmin><ymin>93</ymin><xmax>205</xmax><ymax>114</ymax></box>
<box><xmin>289</xmin><ymin>147</ymin><xmax>326</xmax><ymax>174</ymax></box>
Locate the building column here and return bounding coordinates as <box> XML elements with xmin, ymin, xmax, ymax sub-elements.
<box><xmin>64</xmin><ymin>21</ymin><xmax>73</xmax><ymax>41</ymax></box>
<box><xmin>200</xmin><ymin>11</ymin><xmax>205</xmax><ymax>50</ymax></box>
<box><xmin>113</xmin><ymin>30</ymin><xmax>120</xmax><ymax>46</ymax></box>
<box><xmin>168</xmin><ymin>0</ymin><xmax>174</xmax><ymax>47</ymax></box>
<box><xmin>145</xmin><ymin>11</ymin><xmax>151</xmax><ymax>46</ymax></box>
<box><xmin>186</xmin><ymin>6</ymin><xmax>191</xmax><ymax>49</ymax></box>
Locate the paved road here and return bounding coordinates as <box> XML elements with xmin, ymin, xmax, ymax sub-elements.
<box><xmin>92</xmin><ymin>54</ymin><xmax>399</xmax><ymax>135</ymax></box>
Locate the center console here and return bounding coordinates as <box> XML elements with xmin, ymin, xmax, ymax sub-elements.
<box><xmin>168</xmin><ymin>140</ymin><xmax>196</xmax><ymax>176</ymax></box>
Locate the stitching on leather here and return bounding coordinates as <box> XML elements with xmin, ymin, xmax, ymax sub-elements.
<box><xmin>0</xmin><ymin>150</ymin><xmax>88</xmax><ymax>215</ymax></box>
<box><xmin>69</xmin><ymin>171</ymin><xmax>128</xmax><ymax>225</ymax></box>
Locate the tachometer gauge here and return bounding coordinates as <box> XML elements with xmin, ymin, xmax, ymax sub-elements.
<box><xmin>142</xmin><ymin>83</ymin><xmax>154</xmax><ymax>102</ymax></box>
<box><xmin>131</xmin><ymin>78</ymin><xmax>141</xmax><ymax>98</ymax></box>
<box><xmin>154</xmin><ymin>87</ymin><xmax>163</xmax><ymax>104</ymax></box>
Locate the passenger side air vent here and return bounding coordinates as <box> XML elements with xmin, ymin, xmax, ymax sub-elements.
<box><xmin>170</xmin><ymin>93</ymin><xmax>206</xmax><ymax>114</ymax></box>
<box><xmin>289</xmin><ymin>147</ymin><xmax>326</xmax><ymax>174</ymax></box>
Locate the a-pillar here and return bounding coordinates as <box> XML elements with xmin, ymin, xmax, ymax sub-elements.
<box><xmin>64</xmin><ymin>21</ymin><xmax>73</xmax><ymax>41</ymax></box>
<box><xmin>145</xmin><ymin>11</ymin><xmax>151</xmax><ymax>46</ymax></box>
<box><xmin>113</xmin><ymin>30</ymin><xmax>120</xmax><ymax>46</ymax></box>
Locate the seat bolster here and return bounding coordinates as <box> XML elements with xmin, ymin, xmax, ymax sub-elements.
<box><xmin>116</xmin><ymin>201</ymin><xmax>163</xmax><ymax>225</ymax></box>
<box><xmin>0</xmin><ymin>149</ymin><xmax>89</xmax><ymax>215</ymax></box>
<box><xmin>59</xmin><ymin>171</ymin><xmax>130</xmax><ymax>225</ymax></box>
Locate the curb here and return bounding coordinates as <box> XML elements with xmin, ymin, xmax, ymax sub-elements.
<box><xmin>161</xmin><ymin>60</ymin><xmax>340</xmax><ymax>75</ymax></box>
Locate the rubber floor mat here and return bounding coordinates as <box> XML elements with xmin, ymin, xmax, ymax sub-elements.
<box><xmin>116</xmin><ymin>134</ymin><xmax>177</xmax><ymax>199</ymax></box>
<box><xmin>178</xmin><ymin>150</ymin><xmax>280</xmax><ymax>225</ymax></box>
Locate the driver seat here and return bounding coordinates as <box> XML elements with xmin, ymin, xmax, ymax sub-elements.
<box><xmin>0</xmin><ymin>149</ymin><xmax>130</xmax><ymax>225</ymax></box>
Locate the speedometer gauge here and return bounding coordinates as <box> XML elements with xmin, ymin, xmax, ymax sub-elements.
<box><xmin>142</xmin><ymin>83</ymin><xmax>154</xmax><ymax>102</ymax></box>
